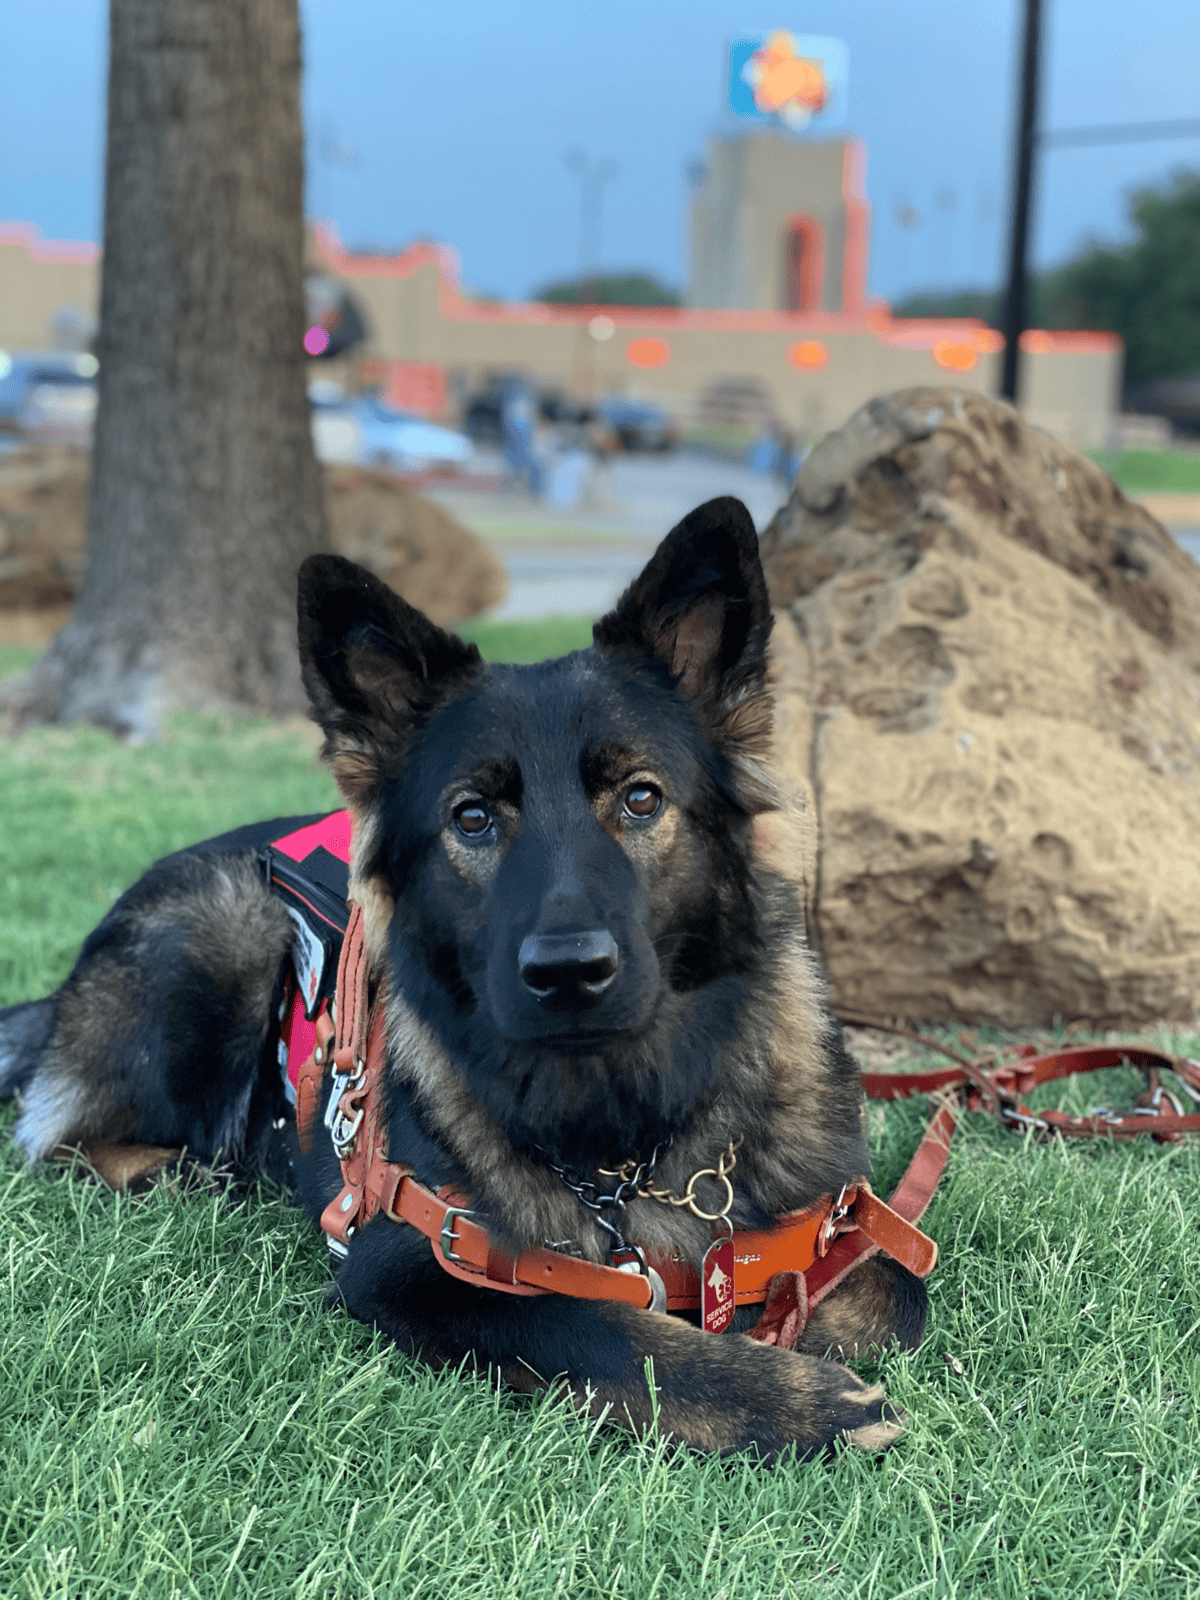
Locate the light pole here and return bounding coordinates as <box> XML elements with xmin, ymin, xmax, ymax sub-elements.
<box><xmin>999</xmin><ymin>0</ymin><xmax>1043</xmax><ymax>401</ymax></box>
<box><xmin>565</xmin><ymin>150</ymin><xmax>617</xmax><ymax>304</ymax></box>
<box><xmin>933</xmin><ymin>186</ymin><xmax>958</xmax><ymax>285</ymax></box>
<box><xmin>892</xmin><ymin>201</ymin><xmax>921</xmax><ymax>297</ymax></box>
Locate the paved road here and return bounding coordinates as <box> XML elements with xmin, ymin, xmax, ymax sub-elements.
<box><xmin>427</xmin><ymin>451</ymin><xmax>1200</xmax><ymax>621</ymax></box>
<box><xmin>426</xmin><ymin>450</ymin><xmax>792</xmax><ymax>619</ymax></box>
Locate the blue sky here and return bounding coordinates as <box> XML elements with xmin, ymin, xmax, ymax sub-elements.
<box><xmin>3</xmin><ymin>1</ymin><xmax>1196</xmax><ymax>305</ymax></box>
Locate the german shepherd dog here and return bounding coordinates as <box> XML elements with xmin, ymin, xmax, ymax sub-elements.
<box><xmin>0</xmin><ymin>497</ymin><xmax>925</xmax><ymax>1459</ymax></box>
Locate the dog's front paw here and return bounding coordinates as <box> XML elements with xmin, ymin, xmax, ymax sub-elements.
<box><xmin>840</xmin><ymin>1387</ymin><xmax>907</xmax><ymax>1452</ymax></box>
<box><xmin>771</xmin><ymin>1357</ymin><xmax>907</xmax><ymax>1459</ymax></box>
<box><xmin>635</xmin><ymin>1322</ymin><xmax>909</xmax><ymax>1460</ymax></box>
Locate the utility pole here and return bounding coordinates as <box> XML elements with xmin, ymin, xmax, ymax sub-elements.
<box><xmin>1000</xmin><ymin>0</ymin><xmax>1043</xmax><ymax>401</ymax></box>
<box><xmin>318</xmin><ymin>120</ymin><xmax>360</xmax><ymax>231</ymax></box>
<box><xmin>564</xmin><ymin>150</ymin><xmax>617</xmax><ymax>303</ymax></box>
<box><xmin>892</xmin><ymin>201</ymin><xmax>921</xmax><ymax>296</ymax></box>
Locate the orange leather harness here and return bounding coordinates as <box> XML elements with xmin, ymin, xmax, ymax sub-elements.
<box><xmin>289</xmin><ymin>897</ymin><xmax>1200</xmax><ymax>1340</ymax></box>
<box><xmin>859</xmin><ymin>1036</ymin><xmax>1200</xmax><ymax>1142</ymax></box>
<box><xmin>292</xmin><ymin>903</ymin><xmax>939</xmax><ymax>1333</ymax></box>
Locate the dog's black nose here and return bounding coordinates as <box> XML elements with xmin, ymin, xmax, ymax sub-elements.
<box><xmin>518</xmin><ymin>931</ymin><xmax>619</xmax><ymax>1010</ymax></box>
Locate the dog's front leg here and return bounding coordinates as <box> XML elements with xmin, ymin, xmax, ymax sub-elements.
<box><xmin>795</xmin><ymin>1255</ymin><xmax>929</xmax><ymax>1361</ymax></box>
<box><xmin>334</xmin><ymin>1221</ymin><xmax>903</xmax><ymax>1460</ymax></box>
<box><xmin>519</xmin><ymin>1300</ymin><xmax>906</xmax><ymax>1460</ymax></box>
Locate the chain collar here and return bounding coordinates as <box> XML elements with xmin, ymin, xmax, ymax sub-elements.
<box><xmin>600</xmin><ymin>1138</ymin><xmax>741</xmax><ymax>1222</ymax></box>
<box><xmin>542</xmin><ymin>1137</ymin><xmax>742</xmax><ymax>1260</ymax></box>
<box><xmin>538</xmin><ymin>1142</ymin><xmax>669</xmax><ymax>1255</ymax></box>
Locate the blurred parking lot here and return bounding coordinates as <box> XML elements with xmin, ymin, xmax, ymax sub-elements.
<box><xmin>425</xmin><ymin>449</ymin><xmax>794</xmax><ymax>618</ymax></box>
<box><xmin>3</xmin><ymin>349</ymin><xmax>1197</xmax><ymax>625</ymax></box>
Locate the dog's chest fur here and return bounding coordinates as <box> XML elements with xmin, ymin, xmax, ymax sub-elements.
<box><xmin>375</xmin><ymin>882</ymin><xmax>868</xmax><ymax>1266</ymax></box>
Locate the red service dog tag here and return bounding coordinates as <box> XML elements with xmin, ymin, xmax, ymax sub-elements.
<box><xmin>701</xmin><ymin>1231</ymin><xmax>736</xmax><ymax>1333</ymax></box>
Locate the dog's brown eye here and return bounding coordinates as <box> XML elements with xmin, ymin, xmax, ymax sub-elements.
<box><xmin>624</xmin><ymin>784</ymin><xmax>661</xmax><ymax>819</ymax></box>
<box><xmin>454</xmin><ymin>801</ymin><xmax>492</xmax><ymax>837</ymax></box>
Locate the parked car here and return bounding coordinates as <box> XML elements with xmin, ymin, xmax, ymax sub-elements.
<box><xmin>1126</xmin><ymin>375</ymin><xmax>1200</xmax><ymax>436</ymax></box>
<box><xmin>0</xmin><ymin>351</ymin><xmax>99</xmax><ymax>443</ymax></box>
<box><xmin>309</xmin><ymin>384</ymin><xmax>473</xmax><ymax>473</ymax></box>
<box><xmin>461</xmin><ymin>376</ymin><xmax>598</xmax><ymax>446</ymax></box>
<box><xmin>461</xmin><ymin>375</ymin><xmax>532</xmax><ymax>446</ymax></box>
<box><xmin>595</xmin><ymin>396</ymin><xmax>676</xmax><ymax>452</ymax></box>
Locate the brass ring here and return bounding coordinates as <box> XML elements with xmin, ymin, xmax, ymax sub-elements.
<box><xmin>681</xmin><ymin>1166</ymin><xmax>734</xmax><ymax>1222</ymax></box>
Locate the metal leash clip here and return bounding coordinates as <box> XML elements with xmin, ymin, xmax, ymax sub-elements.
<box><xmin>325</xmin><ymin>1057</ymin><xmax>366</xmax><ymax>1158</ymax></box>
<box><xmin>323</xmin><ymin>1066</ymin><xmax>357</xmax><ymax>1131</ymax></box>
<box><xmin>331</xmin><ymin>1099</ymin><xmax>365</xmax><ymax>1160</ymax></box>
<box><xmin>610</xmin><ymin>1242</ymin><xmax>667</xmax><ymax>1313</ymax></box>
<box><xmin>817</xmin><ymin>1181</ymin><xmax>855</xmax><ymax>1256</ymax></box>
<box><xmin>999</xmin><ymin>1103</ymin><xmax>1052</xmax><ymax>1138</ymax></box>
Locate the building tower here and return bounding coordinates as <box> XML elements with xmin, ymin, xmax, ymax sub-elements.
<box><xmin>687</xmin><ymin>131</ymin><xmax>870</xmax><ymax>315</ymax></box>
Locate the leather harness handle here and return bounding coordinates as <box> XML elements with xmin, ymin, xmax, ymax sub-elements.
<box><xmin>333</xmin><ymin>902</ymin><xmax>369</xmax><ymax>1076</ymax></box>
<box><xmin>863</xmin><ymin>1044</ymin><xmax>1200</xmax><ymax>1140</ymax></box>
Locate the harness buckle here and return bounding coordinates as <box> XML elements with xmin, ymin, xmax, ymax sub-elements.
<box><xmin>440</xmin><ymin>1206</ymin><xmax>479</xmax><ymax>1264</ymax></box>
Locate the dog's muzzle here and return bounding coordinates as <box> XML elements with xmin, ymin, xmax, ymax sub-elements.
<box><xmin>518</xmin><ymin>930</ymin><xmax>619</xmax><ymax>1010</ymax></box>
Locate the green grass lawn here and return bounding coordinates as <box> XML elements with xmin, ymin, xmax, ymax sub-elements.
<box><xmin>0</xmin><ymin>644</ymin><xmax>42</xmax><ymax>682</ymax></box>
<box><xmin>1088</xmin><ymin>449</ymin><xmax>1200</xmax><ymax>494</ymax></box>
<box><xmin>457</xmin><ymin>614</ymin><xmax>595</xmax><ymax>663</ymax></box>
<box><xmin>1</xmin><ymin>645</ymin><xmax>1199</xmax><ymax>1597</ymax></box>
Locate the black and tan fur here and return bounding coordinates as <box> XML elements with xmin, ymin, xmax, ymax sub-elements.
<box><xmin>0</xmin><ymin>497</ymin><xmax>925</xmax><ymax>1459</ymax></box>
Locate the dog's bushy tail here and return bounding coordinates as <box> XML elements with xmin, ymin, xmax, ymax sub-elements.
<box><xmin>0</xmin><ymin>999</ymin><xmax>56</xmax><ymax>1099</ymax></box>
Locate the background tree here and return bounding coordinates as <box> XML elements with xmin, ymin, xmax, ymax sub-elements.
<box><xmin>534</xmin><ymin>271</ymin><xmax>682</xmax><ymax>308</ymax></box>
<box><xmin>2</xmin><ymin>0</ymin><xmax>326</xmax><ymax>737</ymax></box>
<box><xmin>1038</xmin><ymin>169</ymin><xmax>1200</xmax><ymax>389</ymax></box>
<box><xmin>894</xmin><ymin>169</ymin><xmax>1200</xmax><ymax>397</ymax></box>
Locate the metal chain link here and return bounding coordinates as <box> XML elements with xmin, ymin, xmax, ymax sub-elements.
<box><xmin>538</xmin><ymin>1143</ymin><xmax>668</xmax><ymax>1254</ymax></box>
<box><xmin>599</xmin><ymin>1138</ymin><xmax>741</xmax><ymax>1222</ymax></box>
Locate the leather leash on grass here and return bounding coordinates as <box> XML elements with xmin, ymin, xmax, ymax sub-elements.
<box><xmin>841</xmin><ymin>1012</ymin><xmax>1200</xmax><ymax>1219</ymax></box>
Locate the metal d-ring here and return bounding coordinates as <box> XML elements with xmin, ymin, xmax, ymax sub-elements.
<box><xmin>331</xmin><ymin>1104</ymin><xmax>364</xmax><ymax>1159</ymax></box>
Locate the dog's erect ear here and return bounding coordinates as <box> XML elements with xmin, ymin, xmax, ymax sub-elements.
<box><xmin>593</xmin><ymin>496</ymin><xmax>773</xmax><ymax>753</ymax></box>
<box><xmin>297</xmin><ymin>554</ymin><xmax>483</xmax><ymax>806</ymax></box>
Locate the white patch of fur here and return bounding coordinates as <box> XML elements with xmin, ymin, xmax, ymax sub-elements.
<box><xmin>13</xmin><ymin>1072</ymin><xmax>91</xmax><ymax>1161</ymax></box>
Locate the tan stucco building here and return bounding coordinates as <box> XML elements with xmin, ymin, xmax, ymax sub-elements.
<box><xmin>0</xmin><ymin>224</ymin><xmax>100</xmax><ymax>353</ymax></box>
<box><xmin>1</xmin><ymin>134</ymin><xmax>1122</xmax><ymax>448</ymax></box>
<box><xmin>303</xmin><ymin>224</ymin><xmax>1120</xmax><ymax>448</ymax></box>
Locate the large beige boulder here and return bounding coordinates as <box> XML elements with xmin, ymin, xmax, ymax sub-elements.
<box><xmin>760</xmin><ymin>386</ymin><xmax>1200</xmax><ymax>1027</ymax></box>
<box><xmin>0</xmin><ymin>449</ymin><xmax>505</xmax><ymax>627</ymax></box>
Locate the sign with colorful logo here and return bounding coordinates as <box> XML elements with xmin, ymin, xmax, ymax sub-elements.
<box><xmin>727</xmin><ymin>32</ymin><xmax>849</xmax><ymax>133</ymax></box>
